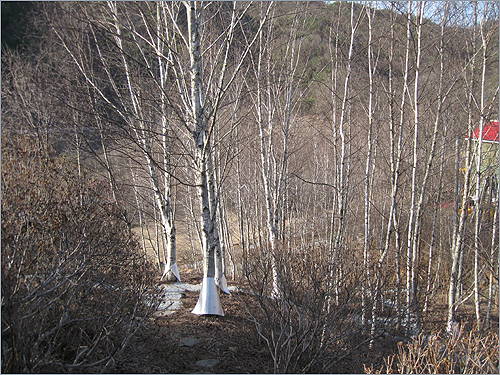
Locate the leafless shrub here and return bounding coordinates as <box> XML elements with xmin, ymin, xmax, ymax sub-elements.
<box><xmin>242</xmin><ymin>242</ymin><xmax>368</xmax><ymax>373</ymax></box>
<box><xmin>1</xmin><ymin>135</ymin><xmax>158</xmax><ymax>373</ymax></box>
<box><xmin>365</xmin><ymin>323</ymin><xmax>499</xmax><ymax>374</ymax></box>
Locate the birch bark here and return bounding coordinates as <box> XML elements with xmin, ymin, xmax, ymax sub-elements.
<box><xmin>182</xmin><ymin>1</ymin><xmax>269</xmax><ymax>314</ymax></box>
<box><xmin>486</xmin><ymin>200</ymin><xmax>498</xmax><ymax>324</ymax></box>
<box><xmin>250</xmin><ymin>2</ymin><xmax>306</xmax><ymax>297</ymax></box>
<box><xmin>106</xmin><ymin>1</ymin><xmax>181</xmax><ymax>281</ymax></box>
<box><xmin>52</xmin><ymin>2</ymin><xmax>182</xmax><ymax>280</ymax></box>
<box><xmin>447</xmin><ymin>3</ymin><xmax>477</xmax><ymax>332</ymax></box>
<box><xmin>363</xmin><ymin>2</ymin><xmax>376</xmax><ymax>328</ymax></box>
<box><xmin>472</xmin><ymin>5</ymin><xmax>491</xmax><ymax>323</ymax></box>
<box><xmin>405</xmin><ymin>1</ymin><xmax>424</xmax><ymax>332</ymax></box>
<box><xmin>329</xmin><ymin>4</ymin><xmax>363</xmax><ymax>309</ymax></box>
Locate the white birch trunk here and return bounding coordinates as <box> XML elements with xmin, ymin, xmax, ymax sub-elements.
<box><xmin>409</xmin><ymin>1</ymin><xmax>454</xmax><ymax>332</ymax></box>
<box><xmin>156</xmin><ymin>2</ymin><xmax>179</xmax><ymax>282</ymax></box>
<box><xmin>331</xmin><ymin>2</ymin><xmax>360</xmax><ymax>288</ymax></box>
<box><xmin>209</xmin><ymin>153</ymin><xmax>230</xmax><ymax>295</ymax></box>
<box><xmin>183</xmin><ymin>2</ymin><xmax>223</xmax><ymax>316</ymax></box>
<box><xmin>327</xmin><ymin>2</ymin><xmax>341</xmax><ymax>265</ymax></box>
<box><xmin>377</xmin><ymin>2</ymin><xmax>405</xmax><ymax>329</ymax></box>
<box><xmin>447</xmin><ymin>143</ymin><xmax>474</xmax><ymax>330</ymax></box>
<box><xmin>405</xmin><ymin>1</ymin><xmax>424</xmax><ymax>332</ymax></box>
<box><xmin>447</xmin><ymin>4</ymin><xmax>477</xmax><ymax>327</ymax></box>
<box><xmin>252</xmin><ymin>2</ymin><xmax>305</xmax><ymax>298</ymax></box>
<box><xmin>73</xmin><ymin>115</ymin><xmax>83</xmax><ymax>207</ymax></box>
<box><xmin>129</xmin><ymin>161</ymin><xmax>148</xmax><ymax>260</ymax></box>
<box><xmin>486</xmin><ymin>200</ymin><xmax>498</xmax><ymax>323</ymax></box>
<box><xmin>103</xmin><ymin>2</ymin><xmax>181</xmax><ymax>282</ymax></box>
<box><xmin>96</xmin><ymin>117</ymin><xmax>118</xmax><ymax>204</ymax></box>
<box><xmin>254</xmin><ymin>3</ymin><xmax>279</xmax><ymax>296</ymax></box>
<box><xmin>363</xmin><ymin>2</ymin><xmax>375</xmax><ymax>328</ymax></box>
<box><xmin>424</xmin><ymin>130</ymin><xmax>447</xmax><ymax>313</ymax></box>
<box><xmin>473</xmin><ymin>9</ymin><xmax>490</xmax><ymax>324</ymax></box>
<box><xmin>187</xmin><ymin>0</ymin><xmax>265</xmax><ymax>313</ymax></box>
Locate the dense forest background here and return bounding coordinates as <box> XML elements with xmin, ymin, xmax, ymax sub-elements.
<box><xmin>2</xmin><ymin>1</ymin><xmax>499</xmax><ymax>373</ymax></box>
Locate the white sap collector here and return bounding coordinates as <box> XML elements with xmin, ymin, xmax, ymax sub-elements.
<box><xmin>161</xmin><ymin>261</ymin><xmax>181</xmax><ymax>282</ymax></box>
<box><xmin>192</xmin><ymin>267</ymin><xmax>231</xmax><ymax>316</ymax></box>
<box><xmin>192</xmin><ymin>277</ymin><xmax>224</xmax><ymax>316</ymax></box>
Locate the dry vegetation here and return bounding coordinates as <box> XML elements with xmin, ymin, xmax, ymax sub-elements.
<box><xmin>1</xmin><ymin>136</ymin><xmax>498</xmax><ymax>373</ymax></box>
<box><xmin>2</xmin><ymin>1</ymin><xmax>499</xmax><ymax>373</ymax></box>
<box><xmin>1</xmin><ymin>136</ymin><xmax>158</xmax><ymax>373</ymax></box>
<box><xmin>124</xmin><ymin>228</ymin><xmax>499</xmax><ymax>374</ymax></box>
<box><xmin>365</xmin><ymin>324</ymin><xmax>499</xmax><ymax>374</ymax></box>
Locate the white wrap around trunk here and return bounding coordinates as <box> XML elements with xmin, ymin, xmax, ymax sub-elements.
<box><xmin>191</xmin><ymin>277</ymin><xmax>224</xmax><ymax>316</ymax></box>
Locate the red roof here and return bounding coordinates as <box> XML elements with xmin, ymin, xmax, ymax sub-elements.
<box><xmin>472</xmin><ymin>120</ymin><xmax>499</xmax><ymax>142</ymax></box>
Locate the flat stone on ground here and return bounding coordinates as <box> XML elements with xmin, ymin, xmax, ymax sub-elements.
<box><xmin>157</xmin><ymin>299</ymin><xmax>182</xmax><ymax>311</ymax></box>
<box><xmin>152</xmin><ymin>309</ymin><xmax>176</xmax><ymax>318</ymax></box>
<box><xmin>179</xmin><ymin>337</ymin><xmax>200</xmax><ymax>347</ymax></box>
<box><xmin>195</xmin><ymin>359</ymin><xmax>220</xmax><ymax>368</ymax></box>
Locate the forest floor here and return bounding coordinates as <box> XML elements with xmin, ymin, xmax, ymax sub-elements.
<box><xmin>126</xmin><ymin>224</ymin><xmax>498</xmax><ymax>373</ymax></box>
<box><xmin>112</xmin><ymin>267</ymin><xmax>497</xmax><ymax>374</ymax></box>
<box><xmin>116</xmin><ymin>268</ymin><xmax>274</xmax><ymax>374</ymax></box>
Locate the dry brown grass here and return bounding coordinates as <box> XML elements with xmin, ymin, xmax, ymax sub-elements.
<box><xmin>365</xmin><ymin>322</ymin><xmax>499</xmax><ymax>374</ymax></box>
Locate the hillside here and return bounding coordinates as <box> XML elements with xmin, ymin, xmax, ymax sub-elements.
<box><xmin>2</xmin><ymin>1</ymin><xmax>499</xmax><ymax>373</ymax></box>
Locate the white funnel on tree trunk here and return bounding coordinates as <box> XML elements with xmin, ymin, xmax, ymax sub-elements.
<box><xmin>192</xmin><ymin>277</ymin><xmax>224</xmax><ymax>316</ymax></box>
<box><xmin>215</xmin><ymin>274</ymin><xmax>230</xmax><ymax>295</ymax></box>
<box><xmin>215</xmin><ymin>266</ymin><xmax>230</xmax><ymax>295</ymax></box>
<box><xmin>161</xmin><ymin>261</ymin><xmax>180</xmax><ymax>282</ymax></box>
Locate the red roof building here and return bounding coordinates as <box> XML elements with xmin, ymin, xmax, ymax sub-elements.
<box><xmin>468</xmin><ymin>120</ymin><xmax>499</xmax><ymax>179</ymax></box>
<box><xmin>471</xmin><ymin>120</ymin><xmax>499</xmax><ymax>142</ymax></box>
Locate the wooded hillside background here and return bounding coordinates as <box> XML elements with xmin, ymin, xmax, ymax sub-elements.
<box><xmin>2</xmin><ymin>1</ymin><xmax>499</xmax><ymax>373</ymax></box>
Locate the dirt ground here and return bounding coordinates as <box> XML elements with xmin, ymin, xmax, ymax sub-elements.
<box><xmin>124</xmin><ymin>225</ymin><xmax>498</xmax><ymax>374</ymax></box>
<box><xmin>115</xmin><ymin>268</ymin><xmax>273</xmax><ymax>374</ymax></box>
<box><xmin>112</xmin><ymin>269</ymin><xmax>409</xmax><ymax>374</ymax></box>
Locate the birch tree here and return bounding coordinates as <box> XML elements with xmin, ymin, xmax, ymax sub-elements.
<box><xmin>362</xmin><ymin>1</ymin><xmax>376</xmax><ymax>328</ymax></box>
<box><xmin>406</xmin><ymin>1</ymin><xmax>467</xmax><ymax>332</ymax></box>
<box><xmin>160</xmin><ymin>1</ymin><xmax>269</xmax><ymax>315</ymax></box>
<box><xmin>473</xmin><ymin>1</ymin><xmax>499</xmax><ymax>324</ymax></box>
<box><xmin>108</xmin><ymin>1</ymin><xmax>181</xmax><ymax>281</ymax></box>
<box><xmin>328</xmin><ymin>2</ymin><xmax>365</xmax><ymax>310</ymax></box>
<box><xmin>46</xmin><ymin>2</ymin><xmax>182</xmax><ymax>280</ymax></box>
<box><xmin>245</xmin><ymin>1</ymin><xmax>312</xmax><ymax>297</ymax></box>
<box><xmin>376</xmin><ymin>1</ymin><xmax>408</xmax><ymax>330</ymax></box>
<box><xmin>179</xmin><ymin>1</ymin><xmax>230</xmax><ymax>314</ymax></box>
<box><xmin>447</xmin><ymin>1</ymin><xmax>499</xmax><ymax>331</ymax></box>
<box><xmin>486</xmin><ymin>199</ymin><xmax>499</xmax><ymax>324</ymax></box>
<box><xmin>404</xmin><ymin>1</ymin><xmax>424</xmax><ymax>333</ymax></box>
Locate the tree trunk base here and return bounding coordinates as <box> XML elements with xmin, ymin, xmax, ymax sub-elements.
<box><xmin>192</xmin><ymin>277</ymin><xmax>224</xmax><ymax>316</ymax></box>
<box><xmin>161</xmin><ymin>262</ymin><xmax>181</xmax><ymax>282</ymax></box>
